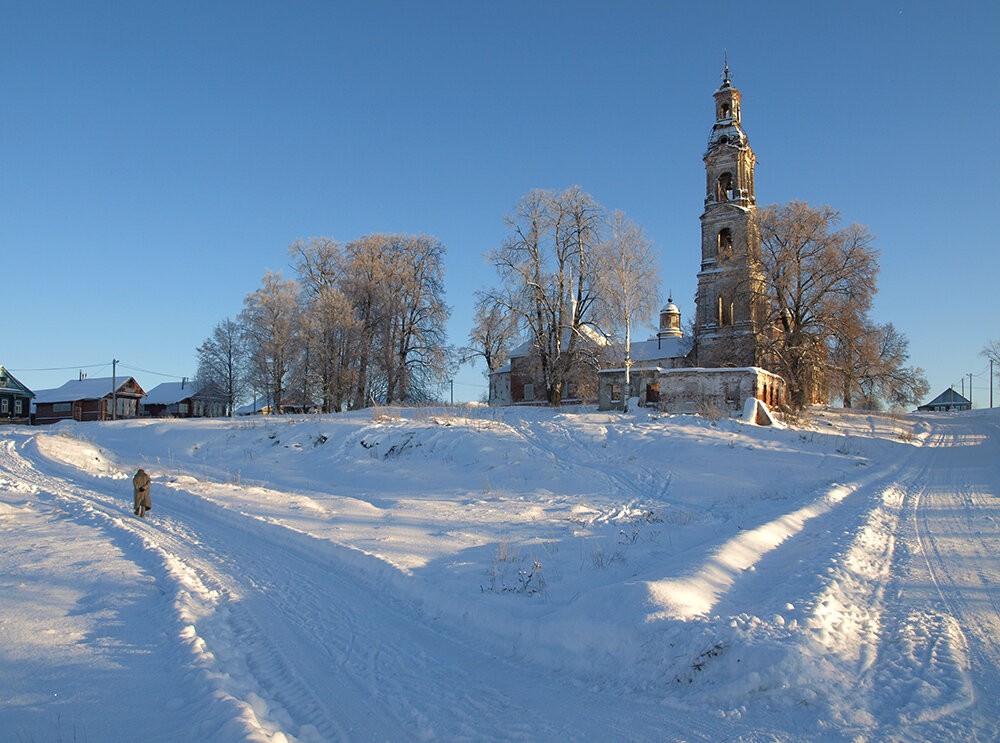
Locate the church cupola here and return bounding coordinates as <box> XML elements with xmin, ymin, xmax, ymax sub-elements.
<box><xmin>704</xmin><ymin>60</ymin><xmax>755</xmax><ymax>208</ymax></box>
<box><xmin>694</xmin><ymin>61</ymin><xmax>768</xmax><ymax>369</ymax></box>
<box><xmin>658</xmin><ymin>297</ymin><xmax>683</xmax><ymax>339</ymax></box>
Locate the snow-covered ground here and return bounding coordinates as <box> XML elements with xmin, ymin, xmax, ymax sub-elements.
<box><xmin>2</xmin><ymin>405</ymin><xmax>998</xmax><ymax>742</ymax></box>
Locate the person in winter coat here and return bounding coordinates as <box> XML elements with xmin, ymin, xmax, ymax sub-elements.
<box><xmin>133</xmin><ymin>468</ymin><xmax>152</xmax><ymax>517</ymax></box>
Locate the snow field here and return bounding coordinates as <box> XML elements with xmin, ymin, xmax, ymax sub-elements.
<box><xmin>2</xmin><ymin>406</ymin><xmax>998</xmax><ymax>741</ymax></box>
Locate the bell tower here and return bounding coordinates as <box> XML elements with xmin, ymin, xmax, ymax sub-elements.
<box><xmin>694</xmin><ymin>62</ymin><xmax>768</xmax><ymax>368</ymax></box>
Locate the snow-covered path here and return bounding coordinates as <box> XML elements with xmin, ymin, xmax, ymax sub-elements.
<box><xmin>0</xmin><ymin>430</ymin><xmax>703</xmax><ymax>742</ymax></box>
<box><xmin>869</xmin><ymin>414</ymin><xmax>1000</xmax><ymax>740</ymax></box>
<box><xmin>2</xmin><ymin>408</ymin><xmax>999</xmax><ymax>741</ymax></box>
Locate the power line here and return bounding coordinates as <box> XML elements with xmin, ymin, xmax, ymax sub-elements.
<box><xmin>117</xmin><ymin>362</ymin><xmax>186</xmax><ymax>380</ymax></box>
<box><xmin>6</xmin><ymin>363</ymin><xmax>108</xmax><ymax>372</ymax></box>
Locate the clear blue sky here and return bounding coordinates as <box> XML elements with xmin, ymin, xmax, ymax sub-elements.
<box><xmin>3</xmin><ymin>1</ymin><xmax>998</xmax><ymax>405</ymax></box>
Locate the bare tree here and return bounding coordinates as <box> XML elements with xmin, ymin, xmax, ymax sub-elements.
<box><xmin>289</xmin><ymin>237</ymin><xmax>364</xmax><ymax>412</ymax></box>
<box><xmin>485</xmin><ymin>187</ymin><xmax>606</xmax><ymax>405</ymax></box>
<box><xmin>196</xmin><ymin>317</ymin><xmax>249</xmax><ymax>415</ymax></box>
<box><xmin>983</xmin><ymin>339</ymin><xmax>1000</xmax><ymax>366</ymax></box>
<box><xmin>599</xmin><ymin>210</ymin><xmax>660</xmax><ymax>409</ymax></box>
<box><xmin>306</xmin><ymin>285</ymin><xmax>361</xmax><ymax>412</ymax></box>
<box><xmin>240</xmin><ymin>271</ymin><xmax>302</xmax><ymax>413</ymax></box>
<box><xmin>339</xmin><ymin>234</ymin><xmax>450</xmax><ymax>405</ymax></box>
<box><xmin>289</xmin><ymin>236</ymin><xmax>343</xmax><ymax>292</ymax></box>
<box><xmin>463</xmin><ymin>291</ymin><xmax>519</xmax><ymax>374</ymax></box>
<box><xmin>831</xmin><ymin>320</ymin><xmax>928</xmax><ymax>409</ymax></box>
<box><xmin>756</xmin><ymin>201</ymin><xmax>880</xmax><ymax>408</ymax></box>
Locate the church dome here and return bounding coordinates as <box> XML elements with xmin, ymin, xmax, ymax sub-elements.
<box><xmin>658</xmin><ymin>297</ymin><xmax>683</xmax><ymax>339</ymax></box>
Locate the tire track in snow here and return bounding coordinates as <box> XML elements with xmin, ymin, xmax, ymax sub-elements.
<box><xmin>5</xmin><ymin>431</ymin><xmax>710</xmax><ymax>742</ymax></box>
<box><xmin>867</xmin><ymin>418</ymin><xmax>1000</xmax><ymax>741</ymax></box>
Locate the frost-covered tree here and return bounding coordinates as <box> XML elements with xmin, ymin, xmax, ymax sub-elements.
<box><xmin>289</xmin><ymin>237</ymin><xmax>362</xmax><ymax>412</ymax></box>
<box><xmin>463</xmin><ymin>291</ymin><xmax>520</xmax><ymax>374</ymax></box>
<box><xmin>288</xmin><ymin>233</ymin><xmax>450</xmax><ymax>408</ymax></box>
<box><xmin>599</xmin><ymin>210</ymin><xmax>661</xmax><ymax>409</ymax></box>
<box><xmin>830</xmin><ymin>320</ymin><xmax>928</xmax><ymax>409</ymax></box>
<box><xmin>484</xmin><ymin>187</ymin><xmax>607</xmax><ymax>405</ymax></box>
<box><xmin>196</xmin><ymin>317</ymin><xmax>249</xmax><ymax>415</ymax></box>
<box><xmin>240</xmin><ymin>271</ymin><xmax>302</xmax><ymax>414</ymax></box>
<box><xmin>756</xmin><ymin>201</ymin><xmax>880</xmax><ymax>408</ymax></box>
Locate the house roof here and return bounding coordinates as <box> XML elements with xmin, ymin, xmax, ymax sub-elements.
<box><xmin>33</xmin><ymin>376</ymin><xmax>145</xmax><ymax>404</ymax></box>
<box><xmin>921</xmin><ymin>388</ymin><xmax>971</xmax><ymax>408</ymax></box>
<box><xmin>143</xmin><ymin>381</ymin><xmax>225</xmax><ymax>406</ymax></box>
<box><xmin>234</xmin><ymin>396</ymin><xmax>269</xmax><ymax>415</ymax></box>
<box><xmin>0</xmin><ymin>366</ymin><xmax>34</xmax><ymax>398</ymax></box>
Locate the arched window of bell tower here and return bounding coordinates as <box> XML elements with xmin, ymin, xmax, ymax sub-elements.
<box><xmin>720</xmin><ymin>102</ymin><xmax>731</xmax><ymax>120</ymax></box>
<box><xmin>718</xmin><ymin>228</ymin><xmax>733</xmax><ymax>260</ymax></box>
<box><xmin>717</xmin><ymin>172</ymin><xmax>734</xmax><ymax>202</ymax></box>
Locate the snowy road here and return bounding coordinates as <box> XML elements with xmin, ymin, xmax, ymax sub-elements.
<box><xmin>1</xmin><ymin>432</ymin><xmax>703</xmax><ymax>742</ymax></box>
<box><xmin>2</xmin><ymin>408</ymin><xmax>999</xmax><ymax>741</ymax></box>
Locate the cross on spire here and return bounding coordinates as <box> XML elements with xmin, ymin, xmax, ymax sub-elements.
<box><xmin>722</xmin><ymin>51</ymin><xmax>731</xmax><ymax>85</ymax></box>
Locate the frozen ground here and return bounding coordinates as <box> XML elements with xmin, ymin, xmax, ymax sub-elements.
<box><xmin>1</xmin><ymin>405</ymin><xmax>998</xmax><ymax>742</ymax></box>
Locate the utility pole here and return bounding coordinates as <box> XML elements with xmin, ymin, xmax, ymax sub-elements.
<box><xmin>991</xmin><ymin>359</ymin><xmax>994</xmax><ymax>408</ymax></box>
<box><xmin>450</xmin><ymin>379</ymin><xmax>454</xmax><ymax>405</ymax></box>
<box><xmin>969</xmin><ymin>372</ymin><xmax>974</xmax><ymax>408</ymax></box>
<box><xmin>111</xmin><ymin>358</ymin><xmax>118</xmax><ymax>421</ymax></box>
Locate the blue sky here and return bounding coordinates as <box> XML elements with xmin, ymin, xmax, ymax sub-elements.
<box><xmin>3</xmin><ymin>1</ymin><xmax>998</xmax><ymax>405</ymax></box>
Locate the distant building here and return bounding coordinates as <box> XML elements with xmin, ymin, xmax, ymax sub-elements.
<box><xmin>488</xmin><ymin>327</ymin><xmax>608</xmax><ymax>406</ymax></box>
<box><xmin>490</xmin><ymin>64</ymin><xmax>789</xmax><ymax>416</ymax></box>
<box><xmin>0</xmin><ymin>366</ymin><xmax>34</xmax><ymax>423</ymax></box>
<box><xmin>917</xmin><ymin>388</ymin><xmax>971</xmax><ymax>412</ymax></box>
<box><xmin>32</xmin><ymin>376</ymin><xmax>146</xmax><ymax>424</ymax></box>
<box><xmin>142</xmin><ymin>380</ymin><xmax>228</xmax><ymax>418</ymax></box>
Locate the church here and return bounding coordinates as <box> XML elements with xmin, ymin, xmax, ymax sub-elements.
<box><xmin>490</xmin><ymin>65</ymin><xmax>788</xmax><ymax>416</ymax></box>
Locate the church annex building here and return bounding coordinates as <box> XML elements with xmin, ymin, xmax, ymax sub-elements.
<box><xmin>489</xmin><ymin>66</ymin><xmax>789</xmax><ymax>415</ymax></box>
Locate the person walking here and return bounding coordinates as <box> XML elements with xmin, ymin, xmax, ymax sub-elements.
<box><xmin>133</xmin><ymin>468</ymin><xmax>152</xmax><ymax>517</ymax></box>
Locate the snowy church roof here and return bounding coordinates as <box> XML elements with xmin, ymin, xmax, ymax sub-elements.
<box><xmin>626</xmin><ymin>335</ymin><xmax>690</xmax><ymax>363</ymax></box>
<box><xmin>507</xmin><ymin>325</ymin><xmax>610</xmax><ymax>360</ymax></box>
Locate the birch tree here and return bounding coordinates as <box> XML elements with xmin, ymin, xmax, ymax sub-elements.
<box><xmin>599</xmin><ymin>210</ymin><xmax>660</xmax><ymax>409</ymax></box>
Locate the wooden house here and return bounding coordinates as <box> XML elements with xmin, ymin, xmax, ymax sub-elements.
<box><xmin>0</xmin><ymin>366</ymin><xmax>34</xmax><ymax>423</ymax></box>
<box><xmin>32</xmin><ymin>376</ymin><xmax>146</xmax><ymax>424</ymax></box>
<box><xmin>142</xmin><ymin>380</ymin><xmax>228</xmax><ymax>418</ymax></box>
<box><xmin>917</xmin><ymin>388</ymin><xmax>972</xmax><ymax>412</ymax></box>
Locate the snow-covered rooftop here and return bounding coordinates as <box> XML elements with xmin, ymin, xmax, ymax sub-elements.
<box><xmin>32</xmin><ymin>376</ymin><xmax>143</xmax><ymax>404</ymax></box>
<box><xmin>143</xmin><ymin>382</ymin><xmax>202</xmax><ymax>406</ymax></box>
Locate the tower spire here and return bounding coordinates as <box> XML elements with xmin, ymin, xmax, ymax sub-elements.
<box><xmin>722</xmin><ymin>51</ymin><xmax>730</xmax><ymax>85</ymax></box>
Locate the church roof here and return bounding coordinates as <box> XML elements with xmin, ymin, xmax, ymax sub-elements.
<box><xmin>507</xmin><ymin>325</ymin><xmax>609</xmax><ymax>359</ymax></box>
<box><xmin>627</xmin><ymin>336</ymin><xmax>690</xmax><ymax>362</ymax></box>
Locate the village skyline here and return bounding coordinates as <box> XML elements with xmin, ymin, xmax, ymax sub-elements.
<box><xmin>3</xmin><ymin>2</ymin><xmax>998</xmax><ymax>405</ymax></box>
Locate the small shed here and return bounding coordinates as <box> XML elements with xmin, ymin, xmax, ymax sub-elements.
<box><xmin>142</xmin><ymin>380</ymin><xmax>228</xmax><ymax>418</ymax></box>
<box><xmin>917</xmin><ymin>388</ymin><xmax>971</xmax><ymax>412</ymax></box>
<box><xmin>33</xmin><ymin>376</ymin><xmax>146</xmax><ymax>424</ymax></box>
<box><xmin>0</xmin><ymin>366</ymin><xmax>34</xmax><ymax>423</ymax></box>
